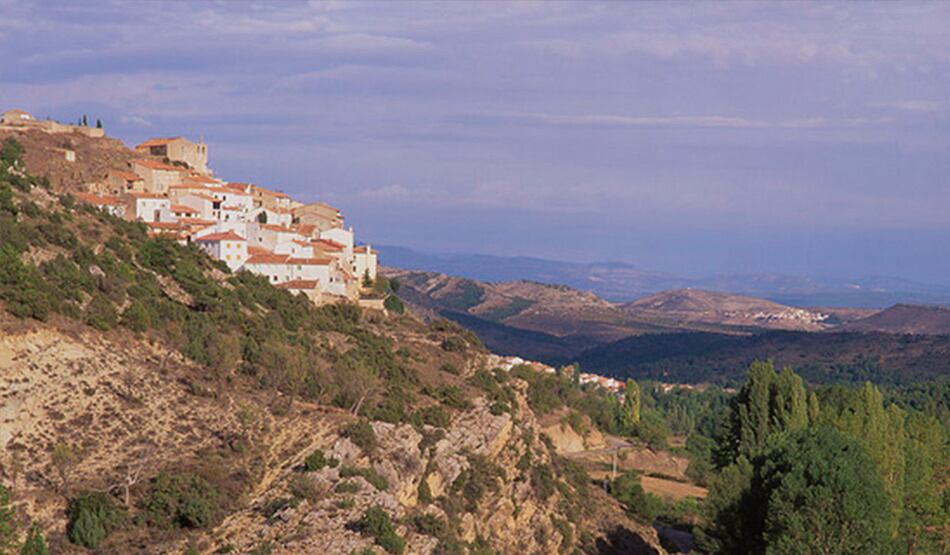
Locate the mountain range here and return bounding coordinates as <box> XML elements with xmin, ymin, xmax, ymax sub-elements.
<box><xmin>378</xmin><ymin>245</ymin><xmax>950</xmax><ymax>308</ymax></box>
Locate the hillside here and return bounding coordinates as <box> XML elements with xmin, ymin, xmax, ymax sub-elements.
<box><xmin>0</xmin><ymin>140</ymin><xmax>663</xmax><ymax>554</ymax></box>
<box><xmin>0</xmin><ymin>127</ymin><xmax>134</xmax><ymax>191</ymax></box>
<box><xmin>842</xmin><ymin>303</ymin><xmax>950</xmax><ymax>335</ymax></box>
<box><xmin>621</xmin><ymin>289</ymin><xmax>831</xmax><ymax>331</ymax></box>
<box><xmin>570</xmin><ymin>330</ymin><xmax>950</xmax><ymax>386</ymax></box>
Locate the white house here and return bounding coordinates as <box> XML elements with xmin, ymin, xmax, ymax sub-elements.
<box><xmin>243</xmin><ymin>252</ymin><xmax>292</xmax><ymax>284</ymax></box>
<box><xmin>126</xmin><ymin>193</ymin><xmax>172</xmax><ymax>223</ymax></box>
<box><xmin>194</xmin><ymin>231</ymin><xmax>247</xmax><ymax>271</ymax></box>
<box><xmin>320</xmin><ymin>227</ymin><xmax>354</xmax><ymax>262</ymax></box>
<box><xmin>353</xmin><ymin>245</ymin><xmax>378</xmax><ymax>282</ymax></box>
<box><xmin>287</xmin><ymin>256</ymin><xmax>333</xmax><ymax>284</ymax></box>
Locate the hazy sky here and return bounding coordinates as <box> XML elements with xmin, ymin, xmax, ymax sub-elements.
<box><xmin>2</xmin><ymin>1</ymin><xmax>949</xmax><ymax>282</ymax></box>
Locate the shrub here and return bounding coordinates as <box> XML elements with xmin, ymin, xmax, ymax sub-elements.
<box><xmin>66</xmin><ymin>491</ymin><xmax>126</xmax><ymax>549</ymax></box>
<box><xmin>413</xmin><ymin>405</ymin><xmax>451</xmax><ymax>428</ymax></box>
<box><xmin>339</xmin><ymin>466</ymin><xmax>389</xmax><ymax>491</ymax></box>
<box><xmin>84</xmin><ymin>293</ymin><xmax>117</xmax><ymax>331</ymax></box>
<box><xmin>417</xmin><ymin>477</ymin><xmax>433</xmax><ymax>505</ymax></box>
<box><xmin>342</xmin><ymin>420</ymin><xmax>377</xmax><ymax>454</ymax></box>
<box><xmin>530</xmin><ymin>464</ymin><xmax>556</xmax><ymax>501</ymax></box>
<box><xmin>452</xmin><ymin>455</ymin><xmax>504</xmax><ymax>512</ymax></box>
<box><xmin>383</xmin><ymin>294</ymin><xmax>405</xmax><ymax>314</ymax></box>
<box><xmin>138</xmin><ymin>471</ymin><xmax>222</xmax><ymax>529</ymax></box>
<box><xmin>408</xmin><ymin>512</ymin><xmax>447</xmax><ymax>537</ymax></box>
<box><xmin>440</xmin><ymin>336</ymin><xmax>466</xmax><ymax>352</ymax></box>
<box><xmin>357</xmin><ymin>506</ymin><xmax>405</xmax><ymax>554</ymax></box>
<box><xmin>20</xmin><ymin>523</ymin><xmax>49</xmax><ymax>555</ymax></box>
<box><xmin>440</xmin><ymin>362</ymin><xmax>461</xmax><ymax>375</ymax></box>
<box><xmin>303</xmin><ymin>448</ymin><xmax>337</xmax><ymax>472</ymax></box>
<box><xmin>289</xmin><ymin>475</ymin><xmax>322</xmax><ymax>503</ymax></box>
<box><xmin>429</xmin><ymin>385</ymin><xmax>472</xmax><ymax>410</ymax></box>
<box><xmin>335</xmin><ymin>481</ymin><xmax>360</xmax><ymax>494</ymax></box>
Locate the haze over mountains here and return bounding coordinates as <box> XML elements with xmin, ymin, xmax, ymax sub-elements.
<box><xmin>379</xmin><ymin>245</ymin><xmax>950</xmax><ymax>308</ymax></box>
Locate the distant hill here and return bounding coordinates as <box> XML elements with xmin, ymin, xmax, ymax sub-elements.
<box><xmin>843</xmin><ymin>304</ymin><xmax>950</xmax><ymax>335</ymax></box>
<box><xmin>621</xmin><ymin>289</ymin><xmax>831</xmax><ymax>331</ymax></box>
<box><xmin>377</xmin><ymin>245</ymin><xmax>950</xmax><ymax>307</ymax></box>
<box><xmin>383</xmin><ymin>268</ymin><xmax>866</xmax><ymax>362</ymax></box>
<box><xmin>569</xmin><ymin>331</ymin><xmax>950</xmax><ymax>386</ymax></box>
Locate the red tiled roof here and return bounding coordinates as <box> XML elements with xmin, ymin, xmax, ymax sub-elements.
<box><xmin>313</xmin><ymin>239</ymin><xmax>345</xmax><ymax>251</ymax></box>
<box><xmin>245</xmin><ymin>253</ymin><xmax>290</xmax><ymax>265</ymax></box>
<box><xmin>354</xmin><ymin>245</ymin><xmax>376</xmax><ymax>254</ymax></box>
<box><xmin>221</xmin><ymin>205</ymin><xmax>242</xmax><ymax>211</ymax></box>
<box><xmin>196</xmin><ymin>231</ymin><xmax>246</xmax><ymax>242</ymax></box>
<box><xmin>178</xmin><ymin>218</ymin><xmax>215</xmax><ymax>226</ymax></box>
<box><xmin>277</xmin><ymin>280</ymin><xmax>319</xmax><ymax>290</ymax></box>
<box><xmin>170</xmin><ymin>204</ymin><xmax>199</xmax><ymax>213</ymax></box>
<box><xmin>291</xmin><ymin>224</ymin><xmax>317</xmax><ymax>235</ymax></box>
<box><xmin>260</xmin><ymin>224</ymin><xmax>295</xmax><ymax>233</ymax></box>
<box><xmin>185</xmin><ymin>174</ymin><xmax>219</xmax><ymax>184</ymax></box>
<box><xmin>133</xmin><ymin>159</ymin><xmax>186</xmax><ymax>172</ymax></box>
<box><xmin>225</xmin><ymin>182</ymin><xmax>252</xmax><ymax>191</ymax></box>
<box><xmin>247</xmin><ymin>246</ymin><xmax>271</xmax><ymax>256</ymax></box>
<box><xmin>287</xmin><ymin>257</ymin><xmax>332</xmax><ymax>265</ymax></box>
<box><xmin>146</xmin><ymin>221</ymin><xmax>183</xmax><ymax>229</ymax></box>
<box><xmin>136</xmin><ymin>137</ymin><xmax>181</xmax><ymax>149</ymax></box>
<box><xmin>252</xmin><ymin>185</ymin><xmax>290</xmax><ymax>199</ymax></box>
<box><xmin>128</xmin><ymin>192</ymin><xmax>168</xmax><ymax>199</ymax></box>
<box><xmin>109</xmin><ymin>170</ymin><xmax>142</xmax><ymax>181</ymax></box>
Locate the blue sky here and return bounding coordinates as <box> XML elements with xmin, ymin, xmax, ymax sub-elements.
<box><xmin>2</xmin><ymin>1</ymin><xmax>949</xmax><ymax>282</ymax></box>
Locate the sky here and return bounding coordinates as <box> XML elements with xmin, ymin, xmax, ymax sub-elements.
<box><xmin>1</xmin><ymin>1</ymin><xmax>949</xmax><ymax>283</ymax></box>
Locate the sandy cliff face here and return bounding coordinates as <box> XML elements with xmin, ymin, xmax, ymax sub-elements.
<box><xmin>0</xmin><ymin>317</ymin><xmax>664</xmax><ymax>554</ymax></box>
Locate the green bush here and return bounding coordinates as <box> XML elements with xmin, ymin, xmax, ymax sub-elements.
<box><xmin>428</xmin><ymin>385</ymin><xmax>472</xmax><ymax>410</ymax></box>
<box><xmin>20</xmin><ymin>523</ymin><xmax>49</xmax><ymax>555</ymax></box>
<box><xmin>84</xmin><ymin>293</ymin><xmax>118</xmax><ymax>331</ymax></box>
<box><xmin>530</xmin><ymin>464</ymin><xmax>556</xmax><ymax>500</ymax></box>
<box><xmin>303</xmin><ymin>449</ymin><xmax>337</xmax><ymax>472</ymax></box>
<box><xmin>383</xmin><ymin>294</ymin><xmax>405</xmax><ymax>314</ymax></box>
<box><xmin>357</xmin><ymin>506</ymin><xmax>405</xmax><ymax>554</ymax></box>
<box><xmin>66</xmin><ymin>491</ymin><xmax>127</xmax><ymax>549</ymax></box>
<box><xmin>408</xmin><ymin>512</ymin><xmax>447</xmax><ymax>537</ymax></box>
<box><xmin>339</xmin><ymin>466</ymin><xmax>389</xmax><ymax>491</ymax></box>
<box><xmin>342</xmin><ymin>420</ymin><xmax>378</xmax><ymax>454</ymax></box>
<box><xmin>138</xmin><ymin>471</ymin><xmax>222</xmax><ymax>529</ymax></box>
<box><xmin>440</xmin><ymin>362</ymin><xmax>461</xmax><ymax>375</ymax></box>
<box><xmin>440</xmin><ymin>336</ymin><xmax>467</xmax><ymax>352</ymax></box>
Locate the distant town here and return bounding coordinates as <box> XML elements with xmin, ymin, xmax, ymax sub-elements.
<box><xmin>1</xmin><ymin>108</ymin><xmax>379</xmax><ymax>307</ymax></box>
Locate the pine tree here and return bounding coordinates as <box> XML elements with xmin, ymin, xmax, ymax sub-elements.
<box><xmin>732</xmin><ymin>361</ymin><xmax>775</xmax><ymax>459</ymax></box>
<box><xmin>0</xmin><ymin>485</ymin><xmax>16</xmax><ymax>554</ymax></box>
<box><xmin>95</xmin><ymin>119</ymin><xmax>102</xmax><ymax>129</ymax></box>
<box><xmin>771</xmin><ymin>366</ymin><xmax>808</xmax><ymax>432</ymax></box>
<box><xmin>20</xmin><ymin>523</ymin><xmax>49</xmax><ymax>555</ymax></box>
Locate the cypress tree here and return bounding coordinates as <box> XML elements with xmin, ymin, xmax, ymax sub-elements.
<box><xmin>20</xmin><ymin>523</ymin><xmax>49</xmax><ymax>555</ymax></box>
<box><xmin>623</xmin><ymin>379</ymin><xmax>641</xmax><ymax>429</ymax></box>
<box><xmin>732</xmin><ymin>361</ymin><xmax>775</xmax><ymax>459</ymax></box>
<box><xmin>807</xmin><ymin>390</ymin><xmax>820</xmax><ymax>424</ymax></box>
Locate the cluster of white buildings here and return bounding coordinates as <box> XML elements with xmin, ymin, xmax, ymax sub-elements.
<box><xmin>72</xmin><ymin>133</ymin><xmax>378</xmax><ymax>305</ymax></box>
<box><xmin>487</xmin><ymin>354</ymin><xmax>628</xmax><ymax>395</ymax></box>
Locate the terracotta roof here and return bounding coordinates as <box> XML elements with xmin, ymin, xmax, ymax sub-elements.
<box><xmin>75</xmin><ymin>192</ymin><xmax>122</xmax><ymax>206</ymax></box>
<box><xmin>184</xmin><ymin>174</ymin><xmax>219</xmax><ymax>184</ymax></box>
<box><xmin>252</xmin><ymin>185</ymin><xmax>290</xmax><ymax>199</ymax></box>
<box><xmin>128</xmin><ymin>192</ymin><xmax>168</xmax><ymax>199</ymax></box>
<box><xmin>245</xmin><ymin>253</ymin><xmax>290</xmax><ymax>265</ymax></box>
<box><xmin>291</xmin><ymin>224</ymin><xmax>316</xmax><ymax>236</ymax></box>
<box><xmin>287</xmin><ymin>257</ymin><xmax>332</xmax><ymax>265</ymax></box>
<box><xmin>247</xmin><ymin>246</ymin><xmax>271</xmax><ymax>256</ymax></box>
<box><xmin>277</xmin><ymin>280</ymin><xmax>319</xmax><ymax>290</ymax></box>
<box><xmin>260</xmin><ymin>224</ymin><xmax>295</xmax><ymax>233</ymax></box>
<box><xmin>136</xmin><ymin>137</ymin><xmax>181</xmax><ymax>149</ymax></box>
<box><xmin>293</xmin><ymin>201</ymin><xmax>340</xmax><ymax>214</ymax></box>
<box><xmin>313</xmin><ymin>239</ymin><xmax>345</xmax><ymax>251</ymax></box>
<box><xmin>225</xmin><ymin>182</ymin><xmax>252</xmax><ymax>191</ymax></box>
<box><xmin>109</xmin><ymin>170</ymin><xmax>142</xmax><ymax>181</ymax></box>
<box><xmin>221</xmin><ymin>205</ymin><xmax>242</xmax><ymax>211</ymax></box>
<box><xmin>178</xmin><ymin>218</ymin><xmax>215</xmax><ymax>226</ymax></box>
<box><xmin>146</xmin><ymin>221</ymin><xmax>183</xmax><ymax>229</ymax></box>
<box><xmin>292</xmin><ymin>239</ymin><xmax>312</xmax><ymax>247</ymax></box>
<box><xmin>170</xmin><ymin>204</ymin><xmax>199</xmax><ymax>213</ymax></box>
<box><xmin>133</xmin><ymin>159</ymin><xmax>185</xmax><ymax>172</ymax></box>
<box><xmin>196</xmin><ymin>231</ymin><xmax>246</xmax><ymax>242</ymax></box>
<box><xmin>354</xmin><ymin>245</ymin><xmax>376</xmax><ymax>254</ymax></box>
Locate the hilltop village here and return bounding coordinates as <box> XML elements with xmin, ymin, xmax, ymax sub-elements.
<box><xmin>1</xmin><ymin>108</ymin><xmax>378</xmax><ymax>306</ymax></box>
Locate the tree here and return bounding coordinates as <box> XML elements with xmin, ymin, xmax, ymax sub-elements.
<box><xmin>807</xmin><ymin>391</ymin><xmax>820</xmax><ymax>424</ymax></box>
<box><xmin>0</xmin><ymin>485</ymin><xmax>17</xmax><ymax>554</ymax></box>
<box><xmin>256</xmin><ymin>211</ymin><xmax>267</xmax><ymax>224</ymax></box>
<box><xmin>81</xmin><ymin>115</ymin><xmax>88</xmax><ymax>127</ymax></box>
<box><xmin>362</xmin><ymin>270</ymin><xmax>373</xmax><ymax>288</ymax></box>
<box><xmin>95</xmin><ymin>119</ymin><xmax>102</xmax><ymax>129</ymax></box>
<box><xmin>19</xmin><ymin>523</ymin><xmax>48</xmax><ymax>555</ymax></box>
<box><xmin>770</xmin><ymin>366</ymin><xmax>807</xmax><ymax>432</ymax></box>
<box><xmin>731</xmin><ymin>361</ymin><xmax>775</xmax><ymax>460</ymax></box>
<box><xmin>758</xmin><ymin>428</ymin><xmax>892</xmax><ymax>554</ymax></box>
<box><xmin>900</xmin><ymin>412</ymin><xmax>947</xmax><ymax>552</ymax></box>
<box><xmin>623</xmin><ymin>379</ymin><xmax>641</xmax><ymax>429</ymax></box>
<box><xmin>51</xmin><ymin>442</ymin><xmax>81</xmax><ymax>495</ymax></box>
